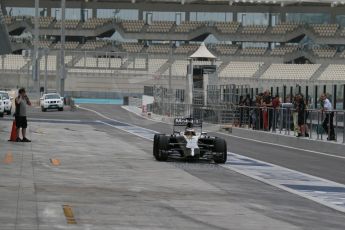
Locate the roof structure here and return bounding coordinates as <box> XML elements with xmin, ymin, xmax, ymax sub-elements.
<box><xmin>102</xmin><ymin>0</ymin><xmax>344</xmax><ymax>6</ymax></box>
<box><xmin>190</xmin><ymin>42</ymin><xmax>216</xmax><ymax>60</ymax></box>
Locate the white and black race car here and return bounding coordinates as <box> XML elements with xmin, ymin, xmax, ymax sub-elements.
<box><xmin>153</xmin><ymin>118</ymin><xmax>227</xmax><ymax>163</ymax></box>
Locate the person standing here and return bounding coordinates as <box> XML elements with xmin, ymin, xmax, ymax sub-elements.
<box><xmin>262</xmin><ymin>90</ymin><xmax>272</xmax><ymax>131</ymax></box>
<box><xmin>15</xmin><ymin>88</ymin><xmax>31</xmax><ymax>142</ymax></box>
<box><xmin>320</xmin><ymin>93</ymin><xmax>335</xmax><ymax>141</ymax></box>
<box><xmin>272</xmin><ymin>95</ymin><xmax>281</xmax><ymax>131</ymax></box>
<box><xmin>296</xmin><ymin>94</ymin><xmax>306</xmax><ymax>137</ymax></box>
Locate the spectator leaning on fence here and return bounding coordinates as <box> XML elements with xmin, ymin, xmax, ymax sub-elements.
<box><xmin>320</xmin><ymin>93</ymin><xmax>335</xmax><ymax>141</ymax></box>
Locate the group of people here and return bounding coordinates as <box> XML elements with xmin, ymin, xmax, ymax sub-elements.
<box><xmin>237</xmin><ymin>90</ymin><xmax>336</xmax><ymax>141</ymax></box>
<box><xmin>238</xmin><ymin>90</ymin><xmax>281</xmax><ymax>132</ymax></box>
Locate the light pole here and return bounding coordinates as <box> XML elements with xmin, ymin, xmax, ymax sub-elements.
<box><xmin>60</xmin><ymin>0</ymin><xmax>66</xmax><ymax>97</ymax></box>
<box><xmin>32</xmin><ymin>0</ymin><xmax>39</xmax><ymax>95</ymax></box>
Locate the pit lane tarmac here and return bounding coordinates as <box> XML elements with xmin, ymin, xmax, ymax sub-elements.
<box><xmin>0</xmin><ymin>105</ymin><xmax>344</xmax><ymax>230</ymax></box>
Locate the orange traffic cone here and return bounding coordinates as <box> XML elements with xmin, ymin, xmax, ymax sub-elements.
<box><xmin>8</xmin><ymin>120</ymin><xmax>17</xmax><ymax>142</ymax></box>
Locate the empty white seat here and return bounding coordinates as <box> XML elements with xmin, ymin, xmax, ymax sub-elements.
<box><xmin>220</xmin><ymin>62</ymin><xmax>263</xmax><ymax>78</ymax></box>
<box><xmin>319</xmin><ymin>64</ymin><xmax>345</xmax><ymax>81</ymax></box>
<box><xmin>262</xmin><ymin>64</ymin><xmax>320</xmax><ymax>80</ymax></box>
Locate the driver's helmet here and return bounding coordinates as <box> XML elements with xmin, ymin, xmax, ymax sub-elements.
<box><xmin>184</xmin><ymin>128</ymin><xmax>196</xmax><ymax>136</ymax></box>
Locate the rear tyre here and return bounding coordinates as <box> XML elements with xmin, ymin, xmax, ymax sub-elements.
<box><xmin>213</xmin><ymin>138</ymin><xmax>227</xmax><ymax>164</ymax></box>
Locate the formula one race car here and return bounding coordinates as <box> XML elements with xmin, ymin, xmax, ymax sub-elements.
<box><xmin>153</xmin><ymin>117</ymin><xmax>227</xmax><ymax>163</ymax></box>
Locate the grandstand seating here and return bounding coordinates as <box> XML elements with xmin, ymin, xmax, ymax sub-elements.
<box><xmin>262</xmin><ymin>64</ymin><xmax>320</xmax><ymax>80</ymax></box>
<box><xmin>54</xmin><ymin>20</ymin><xmax>80</xmax><ymax>29</ymax></box>
<box><xmin>148</xmin><ymin>58</ymin><xmax>168</xmax><ymax>74</ymax></box>
<box><xmin>120</xmin><ymin>20</ymin><xmax>145</xmax><ymax>32</ymax></box>
<box><xmin>1</xmin><ymin>54</ymin><xmax>28</xmax><ymax>70</ymax></box>
<box><xmin>4</xmin><ymin>15</ymin><xmax>13</xmax><ymax>25</ymax></box>
<box><xmin>42</xmin><ymin>55</ymin><xmax>72</xmax><ymax>71</ymax></box>
<box><xmin>121</xmin><ymin>43</ymin><xmax>144</xmax><ymax>53</ymax></box>
<box><xmin>174</xmin><ymin>44</ymin><xmax>199</xmax><ymax>54</ymax></box>
<box><xmin>312</xmin><ymin>24</ymin><xmax>338</xmax><ymax>37</ymax></box>
<box><xmin>219</xmin><ymin>62</ymin><xmax>263</xmax><ymax>78</ymax></box>
<box><xmin>147</xmin><ymin>21</ymin><xmax>174</xmax><ymax>33</ymax></box>
<box><xmin>75</xmin><ymin>57</ymin><xmax>97</xmax><ymax>68</ymax></box>
<box><xmin>132</xmin><ymin>58</ymin><xmax>146</xmax><ymax>69</ymax></box>
<box><xmin>35</xmin><ymin>40</ymin><xmax>52</xmax><ymax>49</ymax></box>
<box><xmin>241</xmin><ymin>47</ymin><xmax>267</xmax><ymax>56</ymax></box>
<box><xmin>39</xmin><ymin>55</ymin><xmax>57</xmax><ymax>71</ymax></box>
<box><xmin>214</xmin><ymin>22</ymin><xmax>240</xmax><ymax>34</ymax></box>
<box><xmin>271</xmin><ymin>22</ymin><xmax>300</xmax><ymax>35</ymax></box>
<box><xmin>312</xmin><ymin>47</ymin><xmax>337</xmax><ymax>58</ymax></box>
<box><xmin>340</xmin><ymin>28</ymin><xmax>345</xmax><ymax>36</ymax></box>
<box><xmin>29</xmin><ymin>16</ymin><xmax>54</xmax><ymax>28</ymax></box>
<box><xmin>270</xmin><ymin>45</ymin><xmax>298</xmax><ymax>56</ymax></box>
<box><xmin>340</xmin><ymin>50</ymin><xmax>345</xmax><ymax>58</ymax></box>
<box><xmin>53</xmin><ymin>41</ymin><xmax>79</xmax><ymax>50</ymax></box>
<box><xmin>242</xmin><ymin>25</ymin><xmax>267</xmax><ymax>34</ymax></box>
<box><xmin>82</xmin><ymin>18</ymin><xmax>111</xmax><ymax>29</ymax></box>
<box><xmin>74</xmin><ymin>56</ymin><xmax>131</xmax><ymax>69</ymax></box>
<box><xmin>81</xmin><ymin>40</ymin><xmax>108</xmax><ymax>50</ymax></box>
<box><xmin>165</xmin><ymin>60</ymin><xmax>188</xmax><ymax>76</ymax></box>
<box><xmin>147</xmin><ymin>44</ymin><xmax>171</xmax><ymax>54</ymax></box>
<box><xmin>319</xmin><ymin>64</ymin><xmax>345</xmax><ymax>81</ymax></box>
<box><xmin>109</xmin><ymin>58</ymin><xmax>123</xmax><ymax>68</ymax></box>
<box><xmin>213</xmin><ymin>44</ymin><xmax>238</xmax><ymax>55</ymax></box>
<box><xmin>175</xmin><ymin>21</ymin><xmax>205</xmax><ymax>33</ymax></box>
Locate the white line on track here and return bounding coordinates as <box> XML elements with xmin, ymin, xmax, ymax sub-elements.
<box><xmin>220</xmin><ymin>132</ymin><xmax>345</xmax><ymax>160</ymax></box>
<box><xmin>97</xmin><ymin>120</ymin><xmax>154</xmax><ymax>141</ymax></box>
<box><xmin>79</xmin><ymin>106</ymin><xmax>158</xmax><ymax>134</ymax></box>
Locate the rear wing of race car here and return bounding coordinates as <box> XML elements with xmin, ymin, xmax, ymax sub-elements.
<box><xmin>173</xmin><ymin>117</ymin><xmax>203</xmax><ymax>133</ymax></box>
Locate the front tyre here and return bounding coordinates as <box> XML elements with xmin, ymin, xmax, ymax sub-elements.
<box><xmin>156</xmin><ymin>135</ymin><xmax>169</xmax><ymax>161</ymax></box>
<box><xmin>153</xmin><ymin>134</ymin><xmax>161</xmax><ymax>159</ymax></box>
<box><xmin>213</xmin><ymin>138</ymin><xmax>227</xmax><ymax>164</ymax></box>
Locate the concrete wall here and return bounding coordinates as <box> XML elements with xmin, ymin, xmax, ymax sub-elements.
<box><xmin>0</xmin><ymin>72</ymin><xmax>187</xmax><ymax>98</ymax></box>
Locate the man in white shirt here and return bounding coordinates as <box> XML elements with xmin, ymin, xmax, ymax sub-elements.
<box><xmin>320</xmin><ymin>93</ymin><xmax>335</xmax><ymax>141</ymax></box>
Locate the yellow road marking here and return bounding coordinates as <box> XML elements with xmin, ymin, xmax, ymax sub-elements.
<box><xmin>50</xmin><ymin>158</ymin><xmax>61</xmax><ymax>166</ymax></box>
<box><xmin>62</xmin><ymin>205</ymin><xmax>77</xmax><ymax>224</ymax></box>
<box><xmin>3</xmin><ymin>152</ymin><xmax>13</xmax><ymax>164</ymax></box>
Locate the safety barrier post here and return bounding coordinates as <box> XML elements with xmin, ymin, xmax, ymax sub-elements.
<box><xmin>335</xmin><ymin>111</ymin><xmax>338</xmax><ymax>141</ymax></box>
<box><xmin>308</xmin><ymin>110</ymin><xmax>312</xmax><ymax>139</ymax></box>
<box><xmin>343</xmin><ymin>111</ymin><xmax>345</xmax><ymax>144</ymax></box>
<box><xmin>287</xmin><ymin>108</ymin><xmax>290</xmax><ymax>136</ymax></box>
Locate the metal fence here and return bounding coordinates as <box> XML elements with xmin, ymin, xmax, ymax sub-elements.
<box><xmin>149</xmin><ymin>102</ymin><xmax>345</xmax><ymax>143</ymax></box>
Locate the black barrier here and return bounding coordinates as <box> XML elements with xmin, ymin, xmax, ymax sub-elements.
<box><xmin>314</xmin><ymin>85</ymin><xmax>318</xmax><ymax>109</ymax></box>
<box><xmin>343</xmin><ymin>84</ymin><xmax>345</xmax><ymax>110</ymax></box>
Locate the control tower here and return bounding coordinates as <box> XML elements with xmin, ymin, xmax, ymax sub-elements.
<box><xmin>186</xmin><ymin>43</ymin><xmax>217</xmax><ymax>106</ymax></box>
